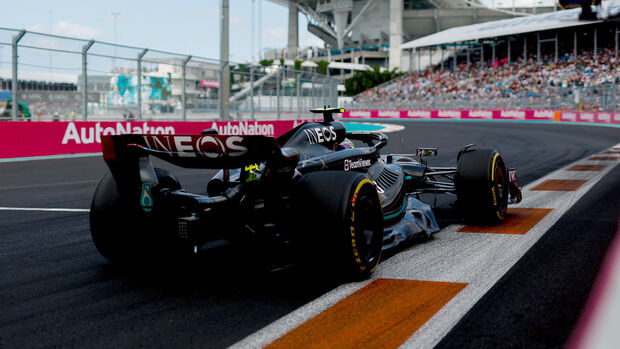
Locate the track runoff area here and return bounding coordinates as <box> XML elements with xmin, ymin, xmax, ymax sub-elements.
<box><xmin>0</xmin><ymin>120</ymin><xmax>619</xmax><ymax>348</ymax></box>
<box><xmin>233</xmin><ymin>136</ymin><xmax>620</xmax><ymax>348</ymax></box>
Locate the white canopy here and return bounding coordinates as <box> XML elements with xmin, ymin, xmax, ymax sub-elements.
<box><xmin>328</xmin><ymin>61</ymin><xmax>373</xmax><ymax>71</ymax></box>
<box><xmin>401</xmin><ymin>1</ymin><xmax>620</xmax><ymax>50</ymax></box>
<box><xmin>301</xmin><ymin>60</ymin><xmax>318</xmax><ymax>68</ymax></box>
<box><xmin>327</xmin><ymin>61</ymin><xmax>387</xmax><ymax>72</ymax></box>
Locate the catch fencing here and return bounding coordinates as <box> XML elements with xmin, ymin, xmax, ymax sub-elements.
<box><xmin>0</xmin><ymin>27</ymin><xmax>339</xmax><ymax>121</ymax></box>
<box><xmin>347</xmin><ymin>85</ymin><xmax>620</xmax><ymax>112</ymax></box>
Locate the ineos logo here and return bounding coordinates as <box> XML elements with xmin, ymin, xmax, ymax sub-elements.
<box><xmin>304</xmin><ymin>126</ymin><xmax>337</xmax><ymax>145</ymax></box>
<box><xmin>196</xmin><ymin>136</ymin><xmax>248</xmax><ymax>158</ymax></box>
<box><xmin>196</xmin><ymin>136</ymin><xmax>225</xmax><ymax>158</ymax></box>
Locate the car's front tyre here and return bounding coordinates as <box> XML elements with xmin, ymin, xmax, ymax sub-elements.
<box><xmin>455</xmin><ymin>149</ymin><xmax>509</xmax><ymax>224</ymax></box>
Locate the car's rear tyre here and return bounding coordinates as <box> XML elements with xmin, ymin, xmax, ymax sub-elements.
<box><xmin>89</xmin><ymin>168</ymin><xmax>181</xmax><ymax>264</ymax></box>
<box><xmin>456</xmin><ymin>149</ymin><xmax>508</xmax><ymax>224</ymax></box>
<box><xmin>293</xmin><ymin>171</ymin><xmax>384</xmax><ymax>280</ymax></box>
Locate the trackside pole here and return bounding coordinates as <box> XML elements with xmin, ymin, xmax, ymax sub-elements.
<box><xmin>137</xmin><ymin>48</ymin><xmax>148</xmax><ymax>121</ymax></box>
<box><xmin>537</xmin><ymin>32</ymin><xmax>540</xmax><ymax>64</ymax></box>
<box><xmin>11</xmin><ymin>30</ymin><xmax>26</xmax><ymax>121</ymax></box>
<box><xmin>574</xmin><ymin>30</ymin><xmax>578</xmax><ymax>62</ymax></box>
<box><xmin>182</xmin><ymin>55</ymin><xmax>192</xmax><ymax>121</ymax></box>
<box><xmin>81</xmin><ymin>40</ymin><xmax>95</xmax><ymax>120</ymax></box>
<box><xmin>220</xmin><ymin>0</ymin><xmax>230</xmax><ymax>120</ymax></box>
<box><xmin>250</xmin><ymin>65</ymin><xmax>255</xmax><ymax>120</ymax></box>
<box><xmin>276</xmin><ymin>67</ymin><xmax>281</xmax><ymax>120</ymax></box>
<box><xmin>453</xmin><ymin>45</ymin><xmax>457</xmax><ymax>71</ymax></box>
<box><xmin>508</xmin><ymin>39</ymin><xmax>511</xmax><ymax>63</ymax></box>
<box><xmin>297</xmin><ymin>71</ymin><xmax>301</xmax><ymax>118</ymax></box>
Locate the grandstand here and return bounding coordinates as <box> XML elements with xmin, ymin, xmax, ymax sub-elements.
<box><xmin>0</xmin><ymin>78</ymin><xmax>80</xmax><ymax>117</ymax></box>
<box><xmin>268</xmin><ymin>0</ymin><xmax>556</xmax><ymax>71</ymax></box>
<box><xmin>0</xmin><ymin>78</ymin><xmax>77</xmax><ymax>94</ymax></box>
<box><xmin>349</xmin><ymin>1</ymin><xmax>620</xmax><ymax>111</ymax></box>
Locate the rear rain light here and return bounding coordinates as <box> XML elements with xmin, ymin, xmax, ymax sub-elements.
<box><xmin>101</xmin><ymin>136</ymin><xmax>117</xmax><ymax>161</ymax></box>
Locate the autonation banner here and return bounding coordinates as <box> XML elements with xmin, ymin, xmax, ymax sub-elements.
<box><xmin>0</xmin><ymin>120</ymin><xmax>316</xmax><ymax>159</ymax></box>
<box><xmin>342</xmin><ymin>110</ymin><xmax>620</xmax><ymax>124</ymax></box>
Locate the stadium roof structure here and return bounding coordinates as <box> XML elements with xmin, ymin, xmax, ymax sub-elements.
<box><xmin>401</xmin><ymin>0</ymin><xmax>620</xmax><ymax>49</ymax></box>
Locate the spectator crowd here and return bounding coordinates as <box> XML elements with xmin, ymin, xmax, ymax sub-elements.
<box><xmin>352</xmin><ymin>47</ymin><xmax>620</xmax><ymax>111</ymax></box>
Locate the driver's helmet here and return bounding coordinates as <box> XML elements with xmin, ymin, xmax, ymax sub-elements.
<box><xmin>334</xmin><ymin>138</ymin><xmax>355</xmax><ymax>151</ymax></box>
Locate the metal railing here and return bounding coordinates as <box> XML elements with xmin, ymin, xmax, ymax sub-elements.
<box><xmin>0</xmin><ymin>27</ymin><xmax>339</xmax><ymax>121</ymax></box>
<box><xmin>347</xmin><ymin>85</ymin><xmax>620</xmax><ymax>111</ymax></box>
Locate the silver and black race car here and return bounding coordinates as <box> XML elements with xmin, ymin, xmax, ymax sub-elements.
<box><xmin>90</xmin><ymin>108</ymin><xmax>521</xmax><ymax>279</ymax></box>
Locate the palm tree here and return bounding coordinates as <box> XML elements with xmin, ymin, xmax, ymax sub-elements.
<box><xmin>344</xmin><ymin>65</ymin><xmax>403</xmax><ymax>96</ymax></box>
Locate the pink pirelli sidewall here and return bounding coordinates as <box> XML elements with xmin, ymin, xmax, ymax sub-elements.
<box><xmin>0</xmin><ymin>120</ymin><xmax>317</xmax><ymax>159</ymax></box>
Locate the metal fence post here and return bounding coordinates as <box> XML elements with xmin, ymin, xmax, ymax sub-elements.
<box><xmin>615</xmin><ymin>24</ymin><xmax>618</xmax><ymax>61</ymax></box>
<box><xmin>137</xmin><ymin>48</ymin><xmax>148</xmax><ymax>121</ymax></box>
<box><xmin>440</xmin><ymin>46</ymin><xmax>444</xmax><ymax>71</ymax></box>
<box><xmin>218</xmin><ymin>67</ymin><xmax>223</xmax><ymax>120</ymax></box>
<box><xmin>466</xmin><ymin>46</ymin><xmax>470</xmax><ymax>66</ymax></box>
<box><xmin>508</xmin><ymin>39</ymin><xmax>511</xmax><ymax>63</ymax></box>
<box><xmin>296</xmin><ymin>71</ymin><xmax>301</xmax><ymax>118</ymax></box>
<box><xmin>250</xmin><ymin>65</ymin><xmax>255</xmax><ymax>120</ymax></box>
<box><xmin>276</xmin><ymin>67</ymin><xmax>281</xmax><ymax>120</ymax></box>
<box><xmin>453</xmin><ymin>45</ymin><xmax>457</xmax><ymax>71</ymax></box>
<box><xmin>417</xmin><ymin>48</ymin><xmax>421</xmax><ymax>72</ymax></box>
<box><xmin>182</xmin><ymin>55</ymin><xmax>192</xmax><ymax>121</ymax></box>
<box><xmin>555</xmin><ymin>33</ymin><xmax>558</xmax><ymax>63</ymax></box>
<box><xmin>537</xmin><ymin>32</ymin><xmax>540</xmax><ymax>64</ymax></box>
<box><xmin>258</xmin><ymin>79</ymin><xmax>262</xmax><ymax>114</ymax></box>
<box><xmin>324</xmin><ymin>77</ymin><xmax>327</xmax><ymax>107</ymax></box>
<box><xmin>11</xmin><ymin>30</ymin><xmax>26</xmax><ymax>121</ymax></box>
<box><xmin>81</xmin><ymin>40</ymin><xmax>95</xmax><ymax>121</ymax></box>
<box><xmin>594</xmin><ymin>26</ymin><xmax>598</xmax><ymax>60</ymax></box>
<box><xmin>574</xmin><ymin>30</ymin><xmax>578</xmax><ymax>61</ymax></box>
<box><xmin>311</xmin><ymin>73</ymin><xmax>315</xmax><ymax>107</ymax></box>
<box><xmin>429</xmin><ymin>47</ymin><xmax>432</xmax><ymax>68</ymax></box>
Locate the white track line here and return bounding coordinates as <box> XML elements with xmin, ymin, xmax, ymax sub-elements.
<box><xmin>230</xmin><ymin>143</ymin><xmax>620</xmax><ymax>349</ymax></box>
<box><xmin>0</xmin><ymin>179</ymin><xmax>99</xmax><ymax>191</ymax></box>
<box><xmin>0</xmin><ymin>207</ymin><xmax>90</xmax><ymax>212</ymax></box>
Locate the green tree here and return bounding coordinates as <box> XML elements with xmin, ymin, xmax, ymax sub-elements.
<box><xmin>236</xmin><ymin>64</ymin><xmax>247</xmax><ymax>83</ymax></box>
<box><xmin>259</xmin><ymin>59</ymin><xmax>274</xmax><ymax>67</ymax></box>
<box><xmin>294</xmin><ymin>60</ymin><xmax>302</xmax><ymax>71</ymax></box>
<box><xmin>317</xmin><ymin>60</ymin><xmax>329</xmax><ymax>75</ymax></box>
<box><xmin>344</xmin><ymin>65</ymin><xmax>404</xmax><ymax>96</ymax></box>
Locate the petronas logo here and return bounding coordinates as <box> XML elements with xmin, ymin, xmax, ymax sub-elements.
<box><xmin>140</xmin><ymin>183</ymin><xmax>153</xmax><ymax>212</ymax></box>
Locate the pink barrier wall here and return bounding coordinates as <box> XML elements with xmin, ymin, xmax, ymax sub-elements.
<box><xmin>1</xmin><ymin>112</ymin><xmax>618</xmax><ymax>159</ymax></box>
<box><xmin>0</xmin><ymin>120</ymin><xmax>316</xmax><ymax>159</ymax></box>
<box><xmin>343</xmin><ymin>110</ymin><xmax>620</xmax><ymax>124</ymax></box>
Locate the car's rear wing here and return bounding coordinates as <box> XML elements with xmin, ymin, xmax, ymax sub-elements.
<box><xmin>102</xmin><ymin>134</ymin><xmax>286</xmax><ymax>169</ymax></box>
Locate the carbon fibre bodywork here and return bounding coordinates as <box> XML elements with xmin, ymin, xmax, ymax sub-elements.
<box><xmin>98</xmin><ymin>109</ymin><xmax>520</xmax><ymax>257</ymax></box>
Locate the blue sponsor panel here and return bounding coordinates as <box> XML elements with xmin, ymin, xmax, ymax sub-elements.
<box><xmin>108</xmin><ymin>75</ymin><xmax>171</xmax><ymax>108</ymax></box>
<box><xmin>0</xmin><ymin>91</ymin><xmax>12</xmax><ymax>102</ymax></box>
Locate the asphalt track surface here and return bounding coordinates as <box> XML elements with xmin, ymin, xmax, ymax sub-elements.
<box><xmin>1</xmin><ymin>121</ymin><xmax>619</xmax><ymax>348</ymax></box>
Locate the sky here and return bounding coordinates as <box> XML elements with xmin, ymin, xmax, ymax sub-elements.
<box><xmin>0</xmin><ymin>0</ymin><xmax>560</xmax><ymax>82</ymax></box>
<box><xmin>0</xmin><ymin>0</ymin><xmax>322</xmax><ymax>64</ymax></box>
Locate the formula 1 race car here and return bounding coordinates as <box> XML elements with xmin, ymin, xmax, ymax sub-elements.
<box><xmin>90</xmin><ymin>108</ymin><xmax>522</xmax><ymax>279</ymax></box>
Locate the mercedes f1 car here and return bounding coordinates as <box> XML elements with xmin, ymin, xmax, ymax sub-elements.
<box><xmin>90</xmin><ymin>108</ymin><xmax>522</xmax><ymax>279</ymax></box>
